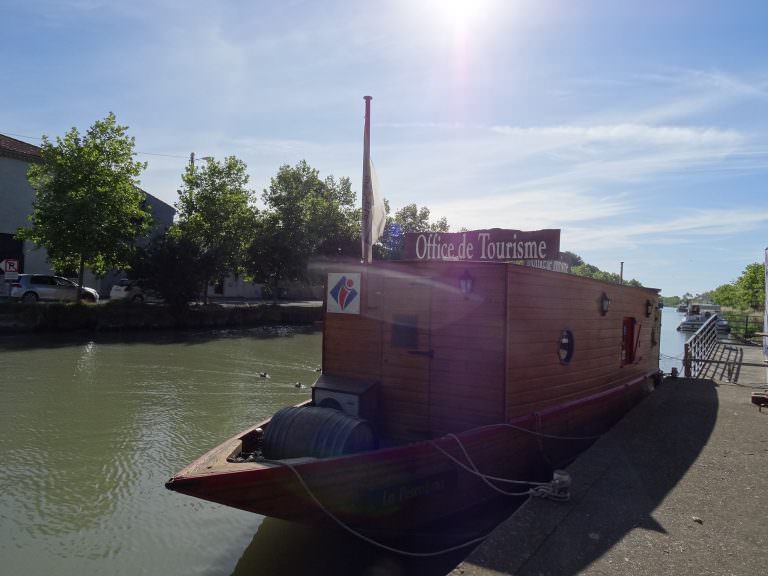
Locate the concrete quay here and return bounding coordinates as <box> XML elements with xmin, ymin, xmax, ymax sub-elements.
<box><xmin>454</xmin><ymin>344</ymin><xmax>767</xmax><ymax>576</ymax></box>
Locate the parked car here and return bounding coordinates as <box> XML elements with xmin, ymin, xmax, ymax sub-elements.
<box><xmin>10</xmin><ymin>274</ymin><xmax>99</xmax><ymax>303</ymax></box>
<box><xmin>109</xmin><ymin>278</ymin><xmax>159</xmax><ymax>303</ymax></box>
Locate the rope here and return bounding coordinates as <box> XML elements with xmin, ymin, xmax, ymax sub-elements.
<box><xmin>276</xmin><ymin>460</ymin><xmax>490</xmax><ymax>557</ymax></box>
<box><xmin>431</xmin><ymin>434</ymin><xmax>571</xmax><ymax>501</ymax></box>
<box><xmin>471</xmin><ymin>421</ymin><xmax>602</xmax><ymax>442</ymax></box>
<box><xmin>269</xmin><ymin>420</ymin><xmax>583</xmax><ymax>557</ymax></box>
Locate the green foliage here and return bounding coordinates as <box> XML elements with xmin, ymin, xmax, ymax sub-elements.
<box><xmin>561</xmin><ymin>251</ymin><xmax>584</xmax><ymax>267</ymax></box>
<box><xmin>710</xmin><ymin>262</ymin><xmax>765</xmax><ymax>311</ymax></box>
<box><xmin>376</xmin><ymin>202</ymin><xmax>450</xmax><ymax>260</ymax></box>
<box><xmin>709</xmin><ymin>283</ymin><xmax>740</xmax><ymax>308</ymax></box>
<box><xmin>660</xmin><ymin>295</ymin><xmax>682</xmax><ymax>307</ymax></box>
<box><xmin>248</xmin><ymin>161</ymin><xmax>359</xmax><ymax>294</ymax></box>
<box><xmin>18</xmin><ymin>113</ymin><xmax>151</xmax><ymax>283</ymax></box>
<box><xmin>736</xmin><ymin>263</ymin><xmax>764</xmax><ymax>310</ymax></box>
<box><xmin>130</xmin><ymin>232</ymin><xmax>212</xmax><ymax>310</ymax></box>
<box><xmin>175</xmin><ymin>156</ymin><xmax>257</xmax><ymax>296</ymax></box>
<box><xmin>570</xmin><ymin>262</ymin><xmax>643</xmax><ymax>286</ymax></box>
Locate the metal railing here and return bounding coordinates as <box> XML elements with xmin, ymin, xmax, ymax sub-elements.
<box><xmin>683</xmin><ymin>314</ymin><xmax>721</xmax><ymax>378</ymax></box>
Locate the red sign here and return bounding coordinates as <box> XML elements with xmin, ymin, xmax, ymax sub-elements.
<box><xmin>1</xmin><ymin>258</ymin><xmax>20</xmax><ymax>280</ymax></box>
<box><xmin>404</xmin><ymin>229</ymin><xmax>561</xmax><ymax>262</ymax></box>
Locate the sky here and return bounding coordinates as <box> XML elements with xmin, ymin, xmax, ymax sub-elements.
<box><xmin>2</xmin><ymin>0</ymin><xmax>767</xmax><ymax>296</ymax></box>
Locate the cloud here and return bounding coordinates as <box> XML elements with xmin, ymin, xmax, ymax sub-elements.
<box><xmin>489</xmin><ymin>123</ymin><xmax>742</xmax><ymax>147</ymax></box>
<box><xmin>427</xmin><ymin>188</ymin><xmax>631</xmax><ymax>230</ymax></box>
<box><xmin>566</xmin><ymin>209</ymin><xmax>768</xmax><ymax>252</ymax></box>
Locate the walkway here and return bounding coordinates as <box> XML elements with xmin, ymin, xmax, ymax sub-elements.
<box><xmin>695</xmin><ymin>339</ymin><xmax>767</xmax><ymax>385</ymax></box>
<box><xmin>453</xmin><ymin>346</ymin><xmax>767</xmax><ymax>576</ymax></box>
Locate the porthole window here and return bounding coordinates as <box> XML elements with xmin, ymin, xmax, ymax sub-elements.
<box><xmin>558</xmin><ymin>330</ymin><xmax>575</xmax><ymax>364</ymax></box>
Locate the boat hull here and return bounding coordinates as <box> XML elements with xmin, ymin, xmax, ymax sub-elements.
<box><xmin>166</xmin><ymin>372</ymin><xmax>656</xmax><ymax>535</ymax></box>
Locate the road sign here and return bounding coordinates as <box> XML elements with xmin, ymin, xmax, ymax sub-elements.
<box><xmin>1</xmin><ymin>259</ymin><xmax>19</xmax><ymax>280</ymax></box>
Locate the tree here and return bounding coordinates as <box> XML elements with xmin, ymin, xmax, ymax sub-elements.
<box><xmin>130</xmin><ymin>231</ymin><xmax>212</xmax><ymax>311</ymax></box>
<box><xmin>18</xmin><ymin>113</ymin><xmax>151</xmax><ymax>299</ymax></box>
<box><xmin>175</xmin><ymin>156</ymin><xmax>257</xmax><ymax>302</ymax></box>
<box><xmin>735</xmin><ymin>262</ymin><xmax>765</xmax><ymax>310</ymax></box>
<box><xmin>377</xmin><ymin>202</ymin><xmax>450</xmax><ymax>260</ymax></box>
<box><xmin>561</xmin><ymin>251</ymin><xmax>584</xmax><ymax>267</ymax></box>
<box><xmin>571</xmin><ymin>262</ymin><xmax>643</xmax><ymax>286</ymax></box>
<box><xmin>248</xmin><ymin>161</ymin><xmax>359</xmax><ymax>296</ymax></box>
<box><xmin>710</xmin><ymin>283</ymin><xmax>740</xmax><ymax>308</ymax></box>
<box><xmin>660</xmin><ymin>295</ymin><xmax>682</xmax><ymax>307</ymax></box>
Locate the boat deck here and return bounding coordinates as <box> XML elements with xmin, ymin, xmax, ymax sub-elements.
<box><xmin>453</xmin><ymin>346</ymin><xmax>768</xmax><ymax>576</ymax></box>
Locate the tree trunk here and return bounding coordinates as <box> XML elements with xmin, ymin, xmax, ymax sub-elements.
<box><xmin>77</xmin><ymin>253</ymin><xmax>86</xmax><ymax>303</ymax></box>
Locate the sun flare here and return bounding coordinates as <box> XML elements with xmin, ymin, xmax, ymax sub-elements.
<box><xmin>427</xmin><ymin>0</ymin><xmax>495</xmax><ymax>29</ymax></box>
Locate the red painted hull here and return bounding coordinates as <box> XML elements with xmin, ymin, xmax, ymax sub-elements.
<box><xmin>166</xmin><ymin>372</ymin><xmax>656</xmax><ymax>535</ymax></box>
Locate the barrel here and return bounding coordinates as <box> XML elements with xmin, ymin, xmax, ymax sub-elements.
<box><xmin>262</xmin><ymin>406</ymin><xmax>378</xmax><ymax>460</ymax></box>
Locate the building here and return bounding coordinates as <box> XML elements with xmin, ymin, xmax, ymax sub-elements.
<box><xmin>0</xmin><ymin>133</ymin><xmax>175</xmax><ymax>295</ymax></box>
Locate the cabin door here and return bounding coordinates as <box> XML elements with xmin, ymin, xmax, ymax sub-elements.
<box><xmin>380</xmin><ymin>276</ymin><xmax>433</xmax><ymax>441</ymax></box>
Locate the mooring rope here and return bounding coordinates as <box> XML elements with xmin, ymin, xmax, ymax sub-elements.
<box><xmin>276</xmin><ymin>459</ymin><xmax>490</xmax><ymax>558</ymax></box>
<box><xmin>268</xmin><ymin>421</ymin><xmax>587</xmax><ymax>557</ymax></box>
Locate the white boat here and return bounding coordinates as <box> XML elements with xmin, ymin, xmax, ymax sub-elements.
<box><xmin>677</xmin><ymin>304</ymin><xmax>730</xmax><ymax>333</ymax></box>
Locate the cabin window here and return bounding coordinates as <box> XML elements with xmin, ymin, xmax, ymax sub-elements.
<box><xmin>391</xmin><ymin>314</ymin><xmax>418</xmax><ymax>348</ymax></box>
<box><xmin>558</xmin><ymin>330</ymin><xmax>575</xmax><ymax>364</ymax></box>
<box><xmin>622</xmin><ymin>317</ymin><xmax>637</xmax><ymax>364</ymax></box>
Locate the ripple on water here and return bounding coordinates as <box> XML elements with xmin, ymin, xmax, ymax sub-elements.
<box><xmin>1</xmin><ymin>328</ymin><xmax>322</xmax><ymax>575</ymax></box>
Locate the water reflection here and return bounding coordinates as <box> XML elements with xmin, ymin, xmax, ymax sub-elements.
<box><xmin>231</xmin><ymin>498</ymin><xmax>524</xmax><ymax>576</ymax></box>
<box><xmin>0</xmin><ymin>327</ymin><xmax>321</xmax><ymax>576</ymax></box>
<box><xmin>660</xmin><ymin>307</ymin><xmax>688</xmax><ymax>374</ymax></box>
<box><xmin>0</xmin><ymin>316</ymin><xmax>689</xmax><ymax>576</ymax></box>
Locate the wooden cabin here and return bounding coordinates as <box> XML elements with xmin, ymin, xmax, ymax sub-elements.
<box><xmin>319</xmin><ymin>261</ymin><xmax>660</xmax><ymax>444</ymax></box>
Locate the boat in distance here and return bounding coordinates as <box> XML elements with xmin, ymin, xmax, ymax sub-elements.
<box><xmin>166</xmin><ymin>259</ymin><xmax>662</xmax><ymax>536</ymax></box>
<box><xmin>676</xmin><ymin>304</ymin><xmax>730</xmax><ymax>333</ymax></box>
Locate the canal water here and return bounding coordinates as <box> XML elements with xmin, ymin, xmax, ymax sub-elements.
<box><xmin>1</xmin><ymin>310</ymin><xmax>687</xmax><ymax>575</ymax></box>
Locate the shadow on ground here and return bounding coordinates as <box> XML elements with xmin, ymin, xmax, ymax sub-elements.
<box><xmin>460</xmin><ymin>378</ymin><xmax>719</xmax><ymax>576</ymax></box>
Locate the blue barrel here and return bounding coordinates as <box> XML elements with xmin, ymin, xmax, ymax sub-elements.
<box><xmin>262</xmin><ymin>406</ymin><xmax>378</xmax><ymax>460</ymax></box>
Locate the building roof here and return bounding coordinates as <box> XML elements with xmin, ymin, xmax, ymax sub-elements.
<box><xmin>0</xmin><ymin>133</ymin><xmax>42</xmax><ymax>163</ymax></box>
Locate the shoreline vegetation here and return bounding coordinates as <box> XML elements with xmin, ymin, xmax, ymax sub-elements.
<box><xmin>0</xmin><ymin>300</ymin><xmax>322</xmax><ymax>333</ymax></box>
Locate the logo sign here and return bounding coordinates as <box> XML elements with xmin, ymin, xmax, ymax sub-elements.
<box><xmin>404</xmin><ymin>229</ymin><xmax>561</xmax><ymax>262</ymax></box>
<box><xmin>327</xmin><ymin>273</ymin><xmax>361</xmax><ymax>315</ymax></box>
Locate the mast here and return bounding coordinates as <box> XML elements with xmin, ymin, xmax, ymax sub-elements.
<box><xmin>361</xmin><ymin>96</ymin><xmax>373</xmax><ymax>264</ymax></box>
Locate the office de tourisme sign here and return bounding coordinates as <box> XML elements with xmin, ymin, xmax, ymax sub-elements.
<box><xmin>404</xmin><ymin>229</ymin><xmax>561</xmax><ymax>262</ymax></box>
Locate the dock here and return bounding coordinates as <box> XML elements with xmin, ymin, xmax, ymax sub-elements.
<box><xmin>453</xmin><ymin>342</ymin><xmax>767</xmax><ymax>576</ymax></box>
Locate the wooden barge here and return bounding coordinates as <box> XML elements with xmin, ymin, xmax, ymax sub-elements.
<box><xmin>166</xmin><ymin>259</ymin><xmax>661</xmax><ymax>536</ymax></box>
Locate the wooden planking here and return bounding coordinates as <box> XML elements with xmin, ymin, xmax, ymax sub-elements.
<box><xmin>505</xmin><ymin>264</ymin><xmax>659</xmax><ymax>418</ymax></box>
<box><xmin>505</xmin><ymin>375</ymin><xmax>648</xmax><ymax>420</ymax></box>
<box><xmin>423</xmin><ymin>262</ymin><xmax>507</xmax><ymax>434</ymax></box>
<box><xmin>507</xmin><ymin>368</ymin><xmax>642</xmax><ymax>406</ymax></box>
<box><xmin>322</xmin><ymin>261</ymin><xmax>659</xmax><ymax>440</ymax></box>
<box><xmin>323</xmin><ymin>276</ymin><xmax>383</xmax><ymax>383</ymax></box>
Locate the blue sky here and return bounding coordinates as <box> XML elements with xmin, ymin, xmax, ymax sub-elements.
<box><xmin>2</xmin><ymin>0</ymin><xmax>767</xmax><ymax>295</ymax></box>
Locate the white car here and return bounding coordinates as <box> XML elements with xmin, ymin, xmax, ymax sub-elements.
<box><xmin>10</xmin><ymin>274</ymin><xmax>99</xmax><ymax>303</ymax></box>
<box><xmin>110</xmin><ymin>278</ymin><xmax>157</xmax><ymax>302</ymax></box>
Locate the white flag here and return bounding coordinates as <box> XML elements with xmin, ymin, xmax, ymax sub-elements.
<box><xmin>369</xmin><ymin>159</ymin><xmax>386</xmax><ymax>244</ymax></box>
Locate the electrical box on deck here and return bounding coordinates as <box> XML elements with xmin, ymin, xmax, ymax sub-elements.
<box><xmin>312</xmin><ymin>374</ymin><xmax>379</xmax><ymax>423</ymax></box>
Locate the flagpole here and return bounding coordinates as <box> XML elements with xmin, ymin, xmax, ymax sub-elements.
<box><xmin>362</xmin><ymin>95</ymin><xmax>373</xmax><ymax>264</ymax></box>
